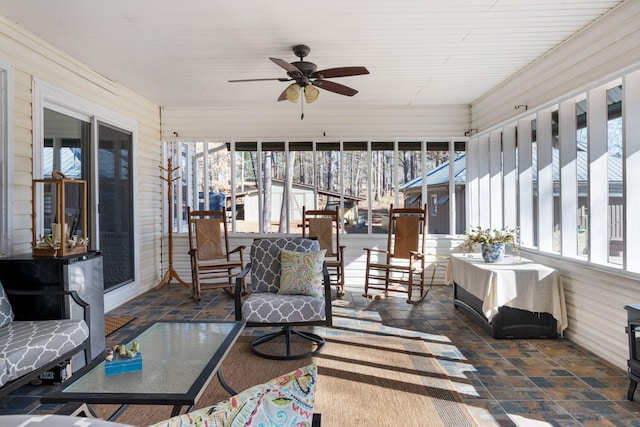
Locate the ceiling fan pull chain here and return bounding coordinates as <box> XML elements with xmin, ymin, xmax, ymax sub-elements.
<box><xmin>300</xmin><ymin>94</ymin><xmax>304</xmax><ymax>120</ymax></box>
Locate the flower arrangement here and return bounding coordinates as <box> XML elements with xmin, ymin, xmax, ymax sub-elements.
<box><xmin>460</xmin><ymin>226</ymin><xmax>520</xmax><ymax>256</ymax></box>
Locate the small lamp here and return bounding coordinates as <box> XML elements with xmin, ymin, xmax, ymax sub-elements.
<box><xmin>285</xmin><ymin>83</ymin><xmax>300</xmax><ymax>103</ymax></box>
<box><xmin>304</xmin><ymin>85</ymin><xmax>320</xmax><ymax>104</ymax></box>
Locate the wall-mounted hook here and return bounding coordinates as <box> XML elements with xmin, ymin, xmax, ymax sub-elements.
<box><xmin>464</xmin><ymin>129</ymin><xmax>478</xmax><ymax>136</ymax></box>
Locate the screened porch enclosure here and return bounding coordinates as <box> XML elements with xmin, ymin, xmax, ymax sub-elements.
<box><xmin>167</xmin><ymin>140</ymin><xmax>466</xmax><ymax>237</ymax></box>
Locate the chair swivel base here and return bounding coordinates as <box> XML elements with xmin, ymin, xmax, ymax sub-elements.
<box><xmin>250</xmin><ymin>325</ymin><xmax>325</xmax><ymax>360</ymax></box>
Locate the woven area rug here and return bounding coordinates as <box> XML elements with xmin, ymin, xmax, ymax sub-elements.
<box><xmin>97</xmin><ymin>333</ymin><xmax>476</xmax><ymax>426</ymax></box>
<box><xmin>104</xmin><ymin>316</ymin><xmax>136</xmax><ymax>336</ymax></box>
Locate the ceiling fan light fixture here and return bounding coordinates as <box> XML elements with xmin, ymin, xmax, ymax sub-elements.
<box><xmin>304</xmin><ymin>85</ymin><xmax>319</xmax><ymax>103</ymax></box>
<box><xmin>285</xmin><ymin>83</ymin><xmax>300</xmax><ymax>103</ymax></box>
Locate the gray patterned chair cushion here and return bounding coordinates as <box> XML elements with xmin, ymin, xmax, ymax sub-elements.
<box><xmin>242</xmin><ymin>292</ymin><xmax>326</xmax><ymax>323</ymax></box>
<box><xmin>0</xmin><ymin>319</ymin><xmax>89</xmax><ymax>387</ymax></box>
<box><xmin>0</xmin><ymin>283</ymin><xmax>14</xmax><ymax>328</ymax></box>
<box><xmin>250</xmin><ymin>237</ymin><xmax>321</xmax><ymax>293</ymax></box>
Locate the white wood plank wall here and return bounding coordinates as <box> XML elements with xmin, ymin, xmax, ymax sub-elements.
<box><xmin>0</xmin><ymin>16</ymin><xmax>164</xmax><ymax>309</ymax></box>
<box><xmin>524</xmin><ymin>251</ymin><xmax>632</xmax><ymax>371</ymax></box>
<box><xmin>161</xmin><ymin>105</ymin><xmax>470</xmax><ymax>141</ymax></box>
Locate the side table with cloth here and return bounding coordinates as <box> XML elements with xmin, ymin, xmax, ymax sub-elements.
<box><xmin>446</xmin><ymin>253</ymin><xmax>568</xmax><ymax>338</ymax></box>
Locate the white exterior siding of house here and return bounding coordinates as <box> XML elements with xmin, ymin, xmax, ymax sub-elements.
<box><xmin>0</xmin><ymin>15</ymin><xmax>163</xmax><ymax>311</ymax></box>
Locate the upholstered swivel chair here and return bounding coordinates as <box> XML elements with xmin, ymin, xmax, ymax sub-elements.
<box><xmin>301</xmin><ymin>206</ymin><xmax>346</xmax><ymax>296</ymax></box>
<box><xmin>235</xmin><ymin>237</ymin><xmax>332</xmax><ymax>360</ymax></box>
<box><xmin>364</xmin><ymin>204</ymin><xmax>429</xmax><ymax>303</ymax></box>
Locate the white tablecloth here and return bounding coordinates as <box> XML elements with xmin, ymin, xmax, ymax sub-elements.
<box><xmin>445</xmin><ymin>253</ymin><xmax>568</xmax><ymax>336</ymax></box>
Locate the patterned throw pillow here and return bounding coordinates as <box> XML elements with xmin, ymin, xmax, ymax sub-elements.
<box><xmin>0</xmin><ymin>282</ymin><xmax>14</xmax><ymax>328</ymax></box>
<box><xmin>147</xmin><ymin>364</ymin><xmax>318</xmax><ymax>427</ymax></box>
<box><xmin>278</xmin><ymin>249</ymin><xmax>325</xmax><ymax>298</ymax></box>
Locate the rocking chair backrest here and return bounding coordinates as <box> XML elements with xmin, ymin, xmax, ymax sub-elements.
<box><xmin>302</xmin><ymin>207</ymin><xmax>340</xmax><ymax>258</ymax></box>
<box><xmin>249</xmin><ymin>237</ymin><xmax>321</xmax><ymax>294</ymax></box>
<box><xmin>188</xmin><ymin>209</ymin><xmax>229</xmax><ymax>261</ymax></box>
<box><xmin>387</xmin><ymin>204</ymin><xmax>427</xmax><ymax>260</ymax></box>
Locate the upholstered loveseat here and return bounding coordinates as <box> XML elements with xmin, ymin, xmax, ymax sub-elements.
<box><xmin>0</xmin><ymin>281</ymin><xmax>90</xmax><ymax>396</ymax></box>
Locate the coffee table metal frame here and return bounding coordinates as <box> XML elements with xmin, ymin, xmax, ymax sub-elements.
<box><xmin>42</xmin><ymin>320</ymin><xmax>245</xmax><ymax>420</ymax></box>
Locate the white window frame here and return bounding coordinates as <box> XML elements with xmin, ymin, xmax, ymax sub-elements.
<box><xmin>32</xmin><ymin>79</ymin><xmax>140</xmax><ymax>295</ymax></box>
<box><xmin>624</xmin><ymin>69</ymin><xmax>640</xmax><ymax>273</ymax></box>
<box><xmin>0</xmin><ymin>60</ymin><xmax>13</xmax><ymax>256</ymax></box>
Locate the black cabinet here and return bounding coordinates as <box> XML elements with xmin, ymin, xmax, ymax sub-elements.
<box><xmin>625</xmin><ymin>304</ymin><xmax>640</xmax><ymax>400</ymax></box>
<box><xmin>0</xmin><ymin>251</ymin><xmax>106</xmax><ymax>369</ymax></box>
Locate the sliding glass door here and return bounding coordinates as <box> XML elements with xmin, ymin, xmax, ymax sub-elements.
<box><xmin>98</xmin><ymin>123</ymin><xmax>134</xmax><ymax>290</ymax></box>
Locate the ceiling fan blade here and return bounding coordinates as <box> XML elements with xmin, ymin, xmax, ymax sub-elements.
<box><xmin>312</xmin><ymin>80</ymin><xmax>359</xmax><ymax>97</ymax></box>
<box><xmin>314</xmin><ymin>66</ymin><xmax>369</xmax><ymax>79</ymax></box>
<box><xmin>277</xmin><ymin>87</ymin><xmax>288</xmax><ymax>101</ymax></box>
<box><xmin>228</xmin><ymin>77</ymin><xmax>290</xmax><ymax>83</ymax></box>
<box><xmin>269</xmin><ymin>57</ymin><xmax>302</xmax><ymax>76</ymax></box>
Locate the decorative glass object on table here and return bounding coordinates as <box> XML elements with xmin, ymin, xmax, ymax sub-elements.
<box><xmin>32</xmin><ymin>171</ymin><xmax>88</xmax><ymax>257</ymax></box>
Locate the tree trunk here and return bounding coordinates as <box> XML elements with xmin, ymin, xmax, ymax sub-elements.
<box><xmin>278</xmin><ymin>152</ymin><xmax>294</xmax><ymax>233</ymax></box>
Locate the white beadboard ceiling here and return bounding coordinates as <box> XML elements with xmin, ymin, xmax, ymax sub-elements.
<box><xmin>0</xmin><ymin>0</ymin><xmax>625</xmax><ymax>110</ymax></box>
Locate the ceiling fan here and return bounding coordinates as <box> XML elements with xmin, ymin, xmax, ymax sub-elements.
<box><xmin>228</xmin><ymin>44</ymin><xmax>369</xmax><ymax>105</ymax></box>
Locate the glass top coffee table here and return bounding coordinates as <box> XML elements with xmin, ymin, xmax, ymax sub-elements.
<box><xmin>42</xmin><ymin>320</ymin><xmax>245</xmax><ymax>420</ymax></box>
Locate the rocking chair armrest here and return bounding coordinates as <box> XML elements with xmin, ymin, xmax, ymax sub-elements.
<box><xmin>234</xmin><ymin>262</ymin><xmax>252</xmax><ymax>321</ymax></box>
<box><xmin>229</xmin><ymin>245</ymin><xmax>245</xmax><ymax>254</ymax></box>
<box><xmin>408</xmin><ymin>251</ymin><xmax>424</xmax><ymax>258</ymax></box>
<box><xmin>364</xmin><ymin>247</ymin><xmax>388</xmax><ymax>255</ymax></box>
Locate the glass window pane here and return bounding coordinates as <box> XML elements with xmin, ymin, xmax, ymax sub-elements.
<box><xmin>577</xmin><ymin>100</ymin><xmax>588</xmax><ymax>258</ymax></box>
<box><xmin>607</xmin><ymin>85</ymin><xmax>623</xmax><ymax>265</ymax></box>
<box><xmin>289</xmin><ymin>142</ymin><xmax>314</xmax><ymax>231</ymax></box>
<box><xmin>316</xmin><ymin>141</ymin><xmax>341</xmax><ymax>222</ymax></box>
<box><xmin>531</xmin><ymin>119</ymin><xmax>538</xmax><ymax>248</ymax></box>
<box><xmin>552</xmin><ymin>110</ymin><xmax>561</xmax><ymax>253</ymax></box>
<box><xmin>266</xmin><ymin>143</ymin><xmax>287</xmax><ymax>233</ymax></box>
<box><xmin>371</xmin><ymin>141</ymin><xmax>393</xmax><ymax>234</ymax></box>
<box><xmin>398</xmin><ymin>141</ymin><xmax>422</xmax><ymax>209</ymax></box>
<box><xmin>455</xmin><ymin>149</ymin><xmax>466</xmax><ymax>234</ymax></box>
<box><xmin>426</xmin><ymin>144</ymin><xmax>450</xmax><ymax>234</ymax></box>
<box><xmin>234</xmin><ymin>142</ymin><xmax>258</xmax><ymax>233</ymax></box>
<box><xmin>98</xmin><ymin>124</ymin><xmax>134</xmax><ymax>290</ymax></box>
<box><xmin>180</xmin><ymin>144</ymin><xmax>190</xmax><ymax>226</ymax></box>
<box><xmin>43</xmin><ymin>108</ymin><xmax>90</xmax><ymax>242</ymax></box>
<box><xmin>343</xmin><ymin>142</ymin><xmax>367</xmax><ymax>233</ymax></box>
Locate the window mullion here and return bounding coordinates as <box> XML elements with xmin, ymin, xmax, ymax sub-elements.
<box><xmin>537</xmin><ymin>110</ymin><xmax>554</xmax><ymax>252</ymax></box>
<box><xmin>588</xmin><ymin>86</ymin><xmax>609</xmax><ymax>264</ymax></box>
<box><xmin>624</xmin><ymin>71</ymin><xmax>640</xmax><ymax>272</ymax></box>
<box><xmin>489</xmin><ymin>131</ymin><xmax>503</xmax><ymax>229</ymax></box>
<box><xmin>559</xmin><ymin>99</ymin><xmax>578</xmax><ymax>257</ymax></box>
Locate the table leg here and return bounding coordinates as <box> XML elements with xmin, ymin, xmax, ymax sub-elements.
<box><xmin>55</xmin><ymin>402</ymin><xmax>99</xmax><ymax>418</ymax></box>
<box><xmin>171</xmin><ymin>405</ymin><xmax>188</xmax><ymax>417</ymax></box>
<box><xmin>217</xmin><ymin>367</ymin><xmax>237</xmax><ymax>395</ymax></box>
<box><xmin>107</xmin><ymin>404</ymin><xmax>129</xmax><ymax>421</ymax></box>
<box><xmin>628</xmin><ymin>378</ymin><xmax>638</xmax><ymax>401</ymax></box>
